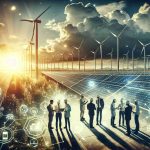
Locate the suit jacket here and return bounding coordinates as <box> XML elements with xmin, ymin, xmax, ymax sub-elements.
<box><xmin>87</xmin><ymin>102</ymin><xmax>96</xmax><ymax>116</ymax></box>
<box><xmin>96</xmin><ymin>98</ymin><xmax>104</xmax><ymax>109</ymax></box>
<box><xmin>125</xmin><ymin>105</ymin><xmax>132</xmax><ymax>121</ymax></box>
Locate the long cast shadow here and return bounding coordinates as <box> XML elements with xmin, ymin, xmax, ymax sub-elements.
<box><xmin>60</xmin><ymin>129</ymin><xmax>71</xmax><ymax>149</ymax></box>
<box><xmin>120</xmin><ymin>126</ymin><xmax>150</xmax><ymax>147</ymax></box>
<box><xmin>49</xmin><ymin>129</ymin><xmax>59</xmax><ymax>150</ymax></box>
<box><xmin>56</xmin><ymin>129</ymin><xmax>64</xmax><ymax>150</ymax></box>
<box><xmin>66</xmin><ymin>129</ymin><xmax>82</xmax><ymax>150</ymax></box>
<box><xmin>83</xmin><ymin>121</ymin><xmax>124</xmax><ymax>150</ymax></box>
<box><xmin>100</xmin><ymin>125</ymin><xmax>134</xmax><ymax>150</ymax></box>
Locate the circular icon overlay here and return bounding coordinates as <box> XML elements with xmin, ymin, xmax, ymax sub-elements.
<box><xmin>40</xmin><ymin>101</ymin><xmax>49</xmax><ymax>112</ymax></box>
<box><xmin>30</xmin><ymin>138</ymin><xmax>38</xmax><ymax>147</ymax></box>
<box><xmin>6</xmin><ymin>114</ymin><xmax>15</xmax><ymax>120</ymax></box>
<box><xmin>24</xmin><ymin>117</ymin><xmax>46</xmax><ymax>138</ymax></box>
<box><xmin>30</xmin><ymin>107</ymin><xmax>38</xmax><ymax>116</ymax></box>
<box><xmin>0</xmin><ymin>127</ymin><xmax>14</xmax><ymax>144</ymax></box>
<box><xmin>20</xmin><ymin>104</ymin><xmax>28</xmax><ymax>115</ymax></box>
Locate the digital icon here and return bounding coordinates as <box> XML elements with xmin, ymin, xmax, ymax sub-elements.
<box><xmin>6</xmin><ymin>114</ymin><xmax>14</xmax><ymax>120</ymax></box>
<box><xmin>20</xmin><ymin>104</ymin><xmax>28</xmax><ymax>114</ymax></box>
<box><xmin>0</xmin><ymin>127</ymin><xmax>14</xmax><ymax>144</ymax></box>
<box><xmin>2</xmin><ymin>131</ymin><xmax>8</xmax><ymax>140</ymax></box>
<box><xmin>23</xmin><ymin>117</ymin><xmax>46</xmax><ymax>138</ymax></box>
<box><xmin>30</xmin><ymin>107</ymin><xmax>38</xmax><ymax>116</ymax></box>
<box><xmin>40</xmin><ymin>100</ymin><xmax>49</xmax><ymax>112</ymax></box>
<box><xmin>30</xmin><ymin>138</ymin><xmax>38</xmax><ymax>147</ymax></box>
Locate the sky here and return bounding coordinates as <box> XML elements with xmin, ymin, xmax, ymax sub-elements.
<box><xmin>0</xmin><ymin>0</ymin><xmax>150</xmax><ymax>59</ymax></box>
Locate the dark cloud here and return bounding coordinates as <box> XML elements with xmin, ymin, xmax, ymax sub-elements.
<box><xmin>65</xmin><ymin>2</ymin><xmax>99</xmax><ymax>25</ymax></box>
<box><xmin>45</xmin><ymin>2</ymin><xmax>150</xmax><ymax>59</ymax></box>
<box><xmin>132</xmin><ymin>3</ymin><xmax>150</xmax><ymax>32</ymax></box>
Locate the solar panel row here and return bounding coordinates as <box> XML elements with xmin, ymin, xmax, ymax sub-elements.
<box><xmin>43</xmin><ymin>72</ymin><xmax>150</xmax><ymax>109</ymax></box>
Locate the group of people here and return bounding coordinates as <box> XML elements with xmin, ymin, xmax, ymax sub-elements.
<box><xmin>110</xmin><ymin>98</ymin><xmax>140</xmax><ymax>135</ymax></box>
<box><xmin>47</xmin><ymin>95</ymin><xmax>140</xmax><ymax>137</ymax></box>
<box><xmin>80</xmin><ymin>95</ymin><xmax>140</xmax><ymax>136</ymax></box>
<box><xmin>47</xmin><ymin>99</ymin><xmax>71</xmax><ymax>130</ymax></box>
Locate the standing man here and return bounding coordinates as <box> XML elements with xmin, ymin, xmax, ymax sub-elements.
<box><xmin>47</xmin><ymin>100</ymin><xmax>54</xmax><ymax>130</ymax></box>
<box><xmin>96</xmin><ymin>96</ymin><xmax>104</xmax><ymax>125</ymax></box>
<box><xmin>111</xmin><ymin>99</ymin><xmax>117</xmax><ymax>127</ymax></box>
<box><xmin>80</xmin><ymin>95</ymin><xmax>88</xmax><ymax>121</ymax></box>
<box><xmin>133</xmin><ymin>100</ymin><xmax>140</xmax><ymax>134</ymax></box>
<box><xmin>125</xmin><ymin>101</ymin><xmax>132</xmax><ymax>136</ymax></box>
<box><xmin>64</xmin><ymin>99</ymin><xmax>71</xmax><ymax>129</ymax></box>
<box><xmin>55</xmin><ymin>100</ymin><xmax>64</xmax><ymax>129</ymax></box>
<box><xmin>118</xmin><ymin>98</ymin><xmax>125</xmax><ymax>126</ymax></box>
<box><xmin>87</xmin><ymin>98</ymin><xmax>96</xmax><ymax>128</ymax></box>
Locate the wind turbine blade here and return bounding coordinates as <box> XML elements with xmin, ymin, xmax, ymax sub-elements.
<box><xmin>102</xmin><ymin>36</ymin><xmax>110</xmax><ymax>44</ymax></box>
<box><xmin>91</xmin><ymin>51</ymin><xmax>94</xmax><ymax>54</ymax></box>
<box><xmin>118</xmin><ymin>25</ymin><xmax>127</xmax><ymax>37</ymax></box>
<box><xmin>132</xmin><ymin>43</ymin><xmax>137</xmax><ymax>52</ymax></box>
<box><xmin>30</xmin><ymin>23</ymin><xmax>35</xmax><ymax>42</ymax></box>
<box><xmin>79</xmin><ymin>39</ymin><xmax>84</xmax><ymax>50</ymax></box>
<box><xmin>20</xmin><ymin>19</ymin><xmax>34</xmax><ymax>22</ymax></box>
<box><xmin>35</xmin><ymin>6</ymin><xmax>51</xmax><ymax>20</ymax></box>
<box><xmin>141</xmin><ymin>47</ymin><xmax>144</xmax><ymax>54</ymax></box>
<box><xmin>138</xmin><ymin>40</ymin><xmax>144</xmax><ymax>46</ymax></box>
<box><xmin>110</xmin><ymin>32</ymin><xmax>117</xmax><ymax>37</ymax></box>
<box><xmin>145</xmin><ymin>42</ymin><xmax>150</xmax><ymax>47</ymax></box>
<box><xmin>95</xmin><ymin>40</ymin><xmax>100</xmax><ymax>44</ymax></box>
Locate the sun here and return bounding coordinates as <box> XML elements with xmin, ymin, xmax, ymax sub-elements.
<box><xmin>0</xmin><ymin>53</ymin><xmax>24</xmax><ymax>74</ymax></box>
<box><xmin>10</xmin><ymin>5</ymin><xmax>16</xmax><ymax>11</ymax></box>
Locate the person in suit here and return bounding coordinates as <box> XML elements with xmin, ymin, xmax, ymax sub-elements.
<box><xmin>87</xmin><ymin>98</ymin><xmax>96</xmax><ymax>128</ymax></box>
<box><xmin>55</xmin><ymin>100</ymin><xmax>64</xmax><ymax>129</ymax></box>
<box><xmin>80</xmin><ymin>95</ymin><xmax>88</xmax><ymax>121</ymax></box>
<box><xmin>110</xmin><ymin>99</ymin><xmax>117</xmax><ymax>127</ymax></box>
<box><xmin>64</xmin><ymin>99</ymin><xmax>71</xmax><ymax>129</ymax></box>
<box><xmin>133</xmin><ymin>100</ymin><xmax>140</xmax><ymax>134</ymax></box>
<box><xmin>96</xmin><ymin>96</ymin><xmax>104</xmax><ymax>125</ymax></box>
<box><xmin>125</xmin><ymin>101</ymin><xmax>132</xmax><ymax>136</ymax></box>
<box><xmin>47</xmin><ymin>100</ymin><xmax>54</xmax><ymax>130</ymax></box>
<box><xmin>118</xmin><ymin>98</ymin><xmax>125</xmax><ymax>126</ymax></box>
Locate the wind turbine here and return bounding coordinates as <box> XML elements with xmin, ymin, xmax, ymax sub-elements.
<box><xmin>29</xmin><ymin>42</ymin><xmax>34</xmax><ymax>76</ymax></box>
<box><xmin>69</xmin><ymin>52</ymin><xmax>74</xmax><ymax>70</ymax></box>
<box><xmin>111</xmin><ymin>25</ymin><xmax>127</xmax><ymax>71</ymax></box>
<box><xmin>107</xmin><ymin>48</ymin><xmax>113</xmax><ymax>71</ymax></box>
<box><xmin>138</xmin><ymin>40</ymin><xmax>150</xmax><ymax>72</ymax></box>
<box><xmin>123</xmin><ymin>51</ymin><xmax>129</xmax><ymax>70</ymax></box>
<box><xmin>91</xmin><ymin>50</ymin><xmax>97</xmax><ymax>72</ymax></box>
<box><xmin>21</xmin><ymin>6</ymin><xmax>50</xmax><ymax>79</ymax></box>
<box><xmin>82</xmin><ymin>56</ymin><xmax>86</xmax><ymax>72</ymax></box>
<box><xmin>146</xmin><ymin>55</ymin><xmax>150</xmax><ymax>70</ymax></box>
<box><xmin>73</xmin><ymin>39</ymin><xmax>84</xmax><ymax>71</ymax></box>
<box><xmin>96</xmin><ymin>36</ymin><xmax>109</xmax><ymax>70</ymax></box>
<box><xmin>132</xmin><ymin>44</ymin><xmax>136</xmax><ymax>71</ymax></box>
<box><xmin>60</xmin><ymin>53</ymin><xmax>64</xmax><ymax>69</ymax></box>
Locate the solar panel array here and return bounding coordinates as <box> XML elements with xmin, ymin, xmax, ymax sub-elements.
<box><xmin>43</xmin><ymin>72</ymin><xmax>150</xmax><ymax>109</ymax></box>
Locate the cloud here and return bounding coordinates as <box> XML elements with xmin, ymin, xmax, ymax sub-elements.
<box><xmin>96</xmin><ymin>1</ymin><xmax>126</xmax><ymax>16</ymax></box>
<box><xmin>64</xmin><ymin>2</ymin><xmax>99</xmax><ymax>25</ymax></box>
<box><xmin>132</xmin><ymin>3</ymin><xmax>150</xmax><ymax>32</ymax></box>
<box><xmin>106</xmin><ymin>10</ymin><xmax>130</xmax><ymax>24</ymax></box>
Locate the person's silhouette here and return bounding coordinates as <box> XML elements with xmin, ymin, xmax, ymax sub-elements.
<box><xmin>125</xmin><ymin>101</ymin><xmax>132</xmax><ymax>136</ymax></box>
<box><xmin>47</xmin><ymin>99</ymin><xmax>54</xmax><ymax>130</ymax></box>
<box><xmin>87</xmin><ymin>98</ymin><xmax>96</xmax><ymax>128</ymax></box>
<box><xmin>64</xmin><ymin>99</ymin><xmax>71</xmax><ymax>129</ymax></box>
<box><xmin>96</xmin><ymin>95</ymin><xmax>104</xmax><ymax>125</ymax></box>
